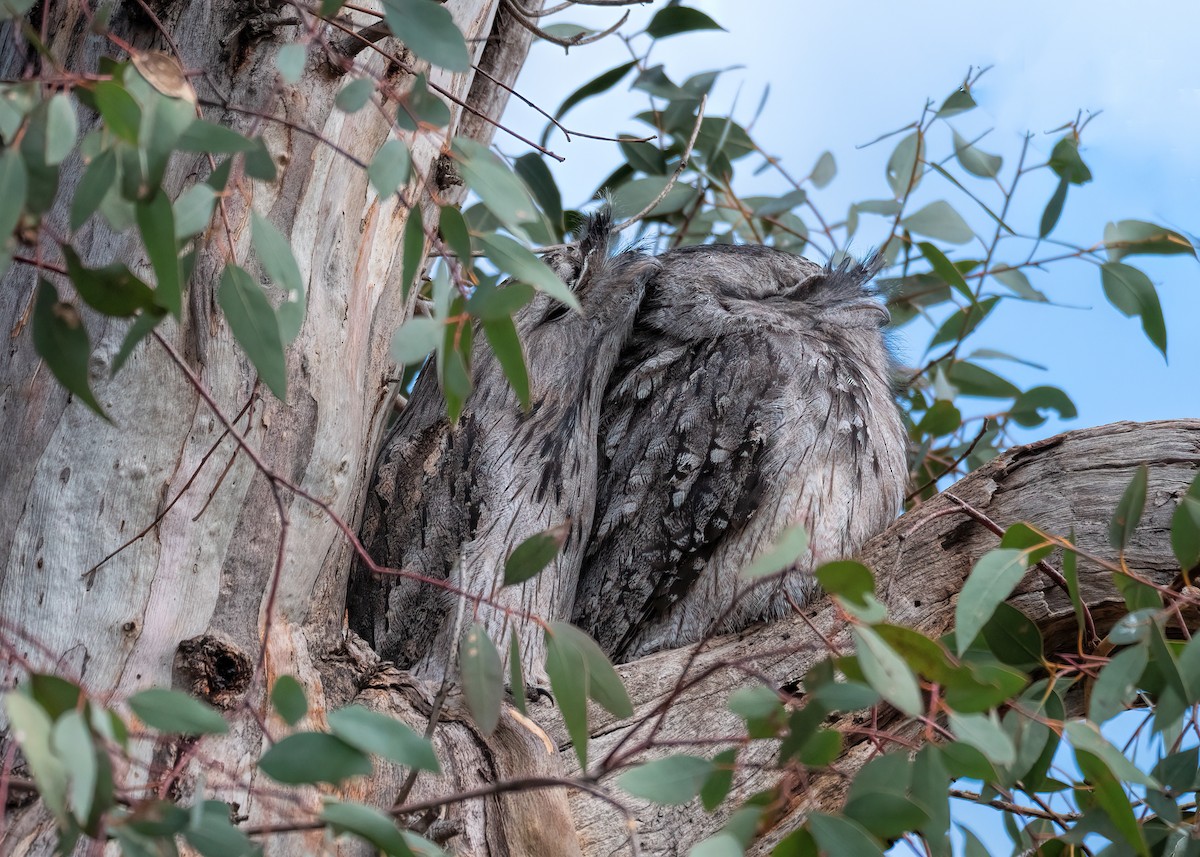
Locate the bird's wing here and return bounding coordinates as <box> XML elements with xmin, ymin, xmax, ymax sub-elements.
<box><xmin>574</xmin><ymin>328</ymin><xmax>779</xmax><ymax>660</ymax></box>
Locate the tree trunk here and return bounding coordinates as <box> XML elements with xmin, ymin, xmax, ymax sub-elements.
<box><xmin>0</xmin><ymin>2</ymin><xmax>546</xmax><ymax>853</ymax></box>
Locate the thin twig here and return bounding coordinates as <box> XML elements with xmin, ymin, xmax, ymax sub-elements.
<box><xmin>613</xmin><ymin>94</ymin><xmax>706</xmax><ymax>232</ymax></box>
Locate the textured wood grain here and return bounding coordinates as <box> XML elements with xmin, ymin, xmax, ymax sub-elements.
<box><xmin>565</xmin><ymin>419</ymin><xmax>1200</xmax><ymax>856</ymax></box>
<box><xmin>0</xmin><ymin>2</ymin><xmax>545</xmax><ymax>853</ymax></box>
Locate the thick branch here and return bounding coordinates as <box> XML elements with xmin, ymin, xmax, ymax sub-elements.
<box><xmin>564</xmin><ymin>419</ymin><xmax>1200</xmax><ymax>856</ymax></box>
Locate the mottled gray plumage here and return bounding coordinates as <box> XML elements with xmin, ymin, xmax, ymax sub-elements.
<box><xmin>352</xmin><ymin>219</ymin><xmax>906</xmax><ymax>681</ymax></box>
<box><xmin>351</xmin><ymin>213</ymin><xmax>659</xmax><ymax>682</ymax></box>
<box><xmin>571</xmin><ymin>244</ymin><xmax>908</xmax><ymax>662</ymax></box>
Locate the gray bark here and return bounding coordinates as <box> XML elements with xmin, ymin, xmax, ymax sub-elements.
<box><xmin>0</xmin><ymin>1</ymin><xmax>545</xmax><ymax>853</ymax></box>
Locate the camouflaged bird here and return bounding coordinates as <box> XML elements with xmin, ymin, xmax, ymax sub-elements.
<box><xmin>351</xmin><ymin>215</ymin><xmax>906</xmax><ymax>681</ymax></box>
<box><xmin>571</xmin><ymin>243</ymin><xmax>907</xmax><ymax>662</ymax></box>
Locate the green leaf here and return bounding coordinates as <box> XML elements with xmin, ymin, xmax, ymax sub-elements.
<box><xmin>27</xmin><ymin>674</ymin><xmax>84</xmax><ymax>720</ymax></box>
<box><xmin>700</xmin><ymin>748</ymin><xmax>738</xmax><ymax>812</ymax></box>
<box><xmin>32</xmin><ymin>280</ymin><xmax>107</xmax><ymax>418</ymax></box>
<box><xmin>51</xmin><ymin>710</ymin><xmax>96</xmax><ymax>824</ymax></box>
<box><xmin>401</xmin><ymin>205</ymin><xmax>425</xmax><ymax>301</ymax></box>
<box><xmin>218</xmin><ymin>264</ymin><xmax>288</xmax><ymax>400</ymax></box>
<box><xmin>1088</xmin><ymin>642</ymin><xmax>1148</xmax><ymax>723</ymax></box>
<box><xmin>508</xmin><ymin>636</ymin><xmax>526</xmax><ymax>716</ymax></box>
<box><xmin>945</xmin><ymin>361</ymin><xmax>1020</xmax><ymax>398</ymax></box>
<box><xmin>645</xmin><ymin>6</ymin><xmax>723</xmax><ymax>38</ymax></box>
<box><xmin>991</xmin><ymin>266</ymin><xmax>1047</xmax><ymax>301</ymax></box>
<box><xmin>0</xmin><ymin>80</ymin><xmax>37</xmax><ymax>143</ymax></box>
<box><xmin>5</xmin><ymin>691</ymin><xmax>70</xmax><ymax>823</ymax></box>
<box><xmin>1065</xmin><ymin>721</ymin><xmax>1157</xmax><ymax>788</ymax></box>
<box><xmin>62</xmin><ymin>247</ymin><xmax>155</xmax><ymax>317</ymax></box>
<box><xmin>918</xmin><ymin>242</ymin><xmax>972</xmax><ymax>303</ymax></box>
<box><xmin>243</xmin><ymin>137</ymin><xmax>277</xmax><ymax>181</ymax></box>
<box><xmin>815</xmin><ymin>560</ymin><xmax>875</xmax><ymax>608</ymax></box>
<box><xmin>437</xmin><ymin>205</ymin><xmax>472</xmax><ymax>267</ymax></box>
<box><xmin>453</xmin><ymin>138</ymin><xmax>543</xmax><ymax>239</ymax></box>
<box><xmin>504</xmin><ymin>524</ymin><xmax>568</xmax><ymax>586</ymax></box>
<box><xmin>886</xmin><ymin>131</ymin><xmax>923</xmax><ymax>198</ymax></box>
<box><xmin>551</xmin><ymin>61</ymin><xmax>635</xmax><ymax>125</ymax></box>
<box><xmin>980</xmin><ymin>602</ymin><xmax>1044</xmax><ymax>670</ymax></box>
<box><xmin>137</xmin><ymin>87</ymin><xmax>195</xmax><ymax>191</ymax></box>
<box><xmin>955</xmin><ymin>548</ymin><xmax>1027</xmax><ymax>656</ymax></box>
<box><xmin>276</xmin><ymin>43</ymin><xmax>306</xmax><ymax>84</ymax></box>
<box><xmin>936</xmin><ymin>87</ymin><xmax>976</xmax><ymax>118</ymax></box>
<box><xmin>513</xmin><ymin>153</ymin><xmax>564</xmax><ymax>234</ymax></box>
<box><xmin>998</xmin><ymin>523</ymin><xmax>1054</xmax><ymax>565</ymax></box>
<box><xmin>391</xmin><ymin>316</ymin><xmax>441</xmax><ymax>366</ymax></box>
<box><xmin>1049</xmin><ymin>137</ymin><xmax>1092</xmax><ymax>185</ymax></box>
<box><xmin>751</xmin><ymin>189</ymin><xmax>807</xmax><ymax>218</ymax></box>
<box><xmin>368</xmin><ymin>139</ymin><xmax>412</xmax><ymax>198</ymax></box>
<box><xmin>127</xmin><ymin>689</ymin><xmax>228</xmax><ymax>736</ymax></box>
<box><xmin>948</xmin><ymin>711</ymin><xmax>1015</xmax><ymax>767</ymax></box>
<box><xmin>259</xmin><ymin>733</ymin><xmax>373</xmax><ymax>785</ymax></box>
<box><xmin>807</xmin><ymin>812</ymin><xmax>885</xmax><ymax>857</ymax></box>
<box><xmin>929</xmin><ymin>297</ymin><xmax>997</xmax><ymax>348</ymax></box>
<box><xmin>0</xmin><ymin>145</ymin><xmax>28</xmax><ymax>238</ymax></box>
<box><xmin>1171</xmin><ymin>475</ymin><xmax>1200</xmax><ymax>570</ymax></box>
<box><xmin>468</xmin><ymin>279</ymin><xmax>533</xmax><ymax>321</ymax></box>
<box><xmin>44</xmin><ymin>93</ymin><xmax>78</xmax><ymax>166</ymax></box>
<box><xmin>173</xmin><ymin>183</ymin><xmax>217</xmax><ymax>239</ymax></box>
<box><xmin>610</xmin><ymin>175</ymin><xmax>698</xmax><ymax>219</ymax></box>
<box><xmin>1109</xmin><ymin>464</ymin><xmax>1148</xmax><ymax>551</ymax></box>
<box><xmin>335</xmin><ymin>77</ymin><xmax>374</xmax><ymax>113</ymax></box>
<box><xmin>952</xmin><ymin>131</ymin><xmax>1001</xmax><ymax>178</ymax></box>
<box><xmin>184</xmin><ymin>801</ymin><xmax>258</xmax><ymax>857</ymax></box>
<box><xmin>136</xmin><ymin>192</ymin><xmax>181</xmax><ymax>318</ymax></box>
<box><xmin>741</xmin><ymin>524</ymin><xmax>809</xmax><ymax>579</ymax></box>
<box><xmin>1104</xmin><ymin>219</ymin><xmax>1195</xmax><ymax>261</ymax></box>
<box><xmin>251</xmin><ymin>212</ymin><xmax>305</xmax><ymax>343</ymax></box>
<box><xmin>395</xmin><ymin>73</ymin><xmax>451</xmax><ymax>132</ymax></box>
<box><xmin>902</xmin><ymin>200</ymin><xmax>973</xmax><ymax>244</ymax></box>
<box><xmin>915</xmin><ymin>400</ymin><xmax>961</xmax><ymax>437</ymax></box>
<box><xmin>327</xmin><ymin>705</ymin><xmax>440</xmax><ymax>771</ymax></box>
<box><xmin>112</xmin><ymin>308</ymin><xmax>165</xmax><ymax>375</ymax></box>
<box><xmin>176</xmin><ymin>120</ymin><xmax>255</xmax><ymax>154</ymax></box>
<box><xmin>459</xmin><ymin>624</ymin><xmax>503</xmax><ymax>735</ymax></box>
<box><xmin>477</xmin><ymin>232</ymin><xmax>579</xmax><ymax>312</ymax></box>
<box><xmin>381</xmin><ymin>0</ymin><xmax>470</xmax><ymax>71</ymax></box>
<box><xmin>320</xmin><ymin>800</ymin><xmax>419</xmax><ymax>857</ymax></box>
<box><xmin>1010</xmin><ymin>385</ymin><xmax>1077</xmax><ymax>428</ymax></box>
<box><xmin>545</xmin><ymin>622</ymin><xmax>632</xmax><ymax>767</ymax></box>
<box><xmin>810</xmin><ymin>151</ymin><xmax>836</xmax><ymax>188</ymax></box>
<box><xmin>482</xmin><ymin>315</ymin><xmax>529</xmax><ymax>407</ymax></box>
<box><xmin>618</xmin><ymin>755</ymin><xmax>714</xmax><ymax>805</ymax></box>
<box><xmin>1100</xmin><ymin>262</ymin><xmax>1167</xmax><ymax>355</ymax></box>
<box><xmin>270</xmin><ymin>676</ymin><xmax>307</xmax><ymax>726</ymax></box>
<box><xmin>93</xmin><ymin>81</ymin><xmax>141</xmax><ymax>144</ymax></box>
<box><xmin>853</xmin><ymin>626</ymin><xmax>923</xmax><ymax>716</ymax></box>
<box><xmin>1074</xmin><ymin>751</ymin><xmax>1149</xmax><ymax>856</ymax></box>
<box><xmin>1039</xmin><ymin>176</ymin><xmax>1068</xmax><ymax>238</ymax></box>
<box><xmin>18</xmin><ymin>103</ymin><xmax>62</xmax><ymax>215</ymax></box>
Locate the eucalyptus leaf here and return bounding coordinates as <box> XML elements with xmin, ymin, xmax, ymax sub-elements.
<box><xmin>459</xmin><ymin>624</ymin><xmax>503</xmax><ymax>735</ymax></box>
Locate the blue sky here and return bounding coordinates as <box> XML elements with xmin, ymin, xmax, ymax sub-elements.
<box><xmin>502</xmin><ymin>0</ymin><xmax>1199</xmax><ymax>439</ymax></box>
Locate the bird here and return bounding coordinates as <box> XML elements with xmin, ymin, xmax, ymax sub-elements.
<box><xmin>570</xmin><ymin>243</ymin><xmax>908</xmax><ymax>662</ymax></box>
<box><xmin>350</xmin><ymin>211</ymin><xmax>661</xmax><ymax>684</ymax></box>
